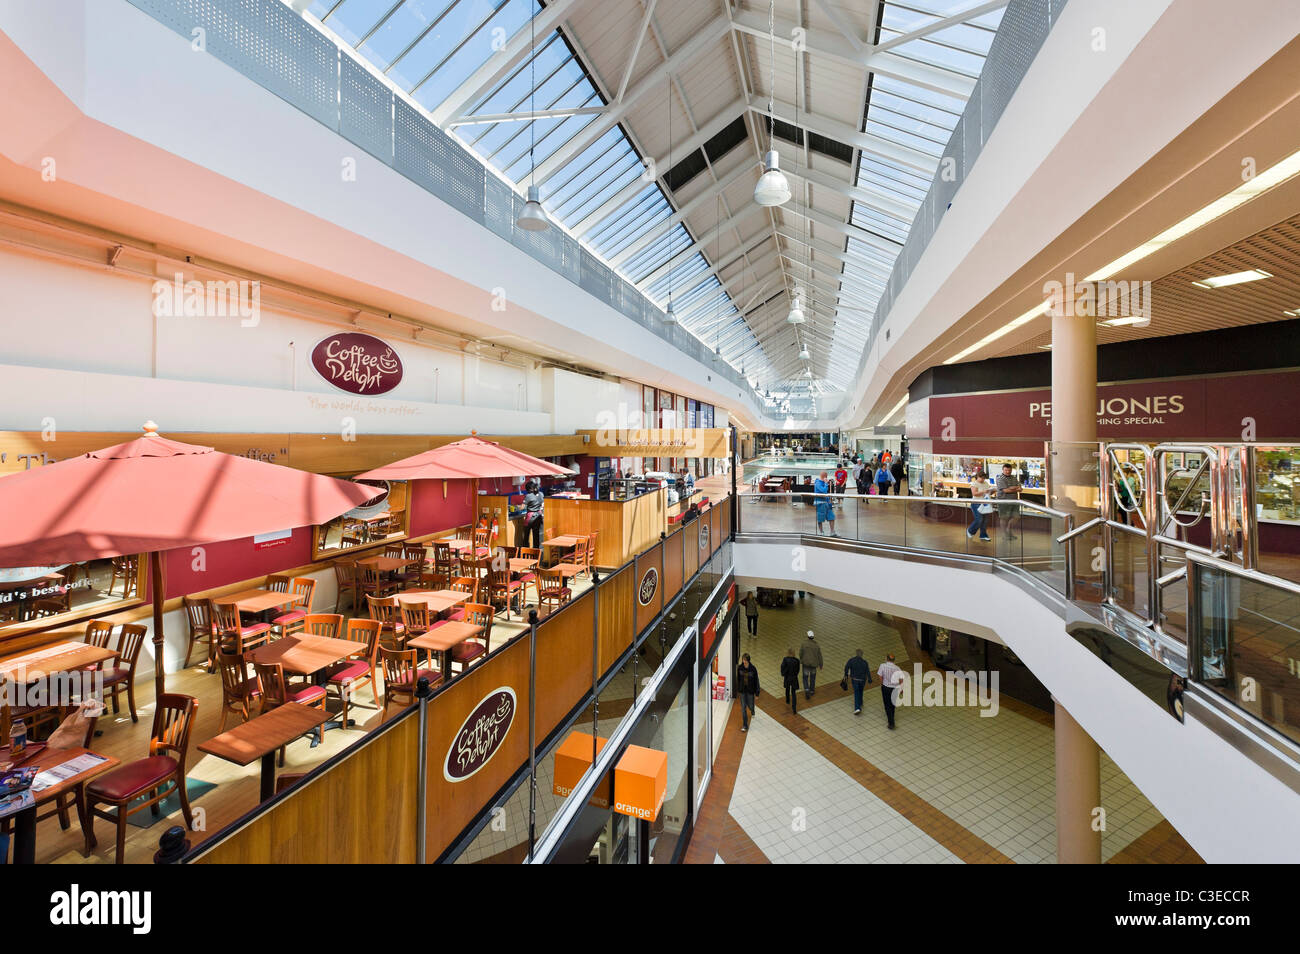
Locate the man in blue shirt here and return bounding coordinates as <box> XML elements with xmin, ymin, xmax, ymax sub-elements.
<box><xmin>814</xmin><ymin>471</ymin><xmax>837</xmax><ymax>536</ymax></box>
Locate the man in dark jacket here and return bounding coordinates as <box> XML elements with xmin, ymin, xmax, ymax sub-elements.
<box><xmin>736</xmin><ymin>653</ymin><xmax>760</xmax><ymax>732</ymax></box>
<box><xmin>890</xmin><ymin>458</ymin><xmax>905</xmax><ymax>495</ymax></box>
<box><xmin>843</xmin><ymin>649</ymin><xmax>873</xmax><ymax>714</ymax></box>
<box><xmin>780</xmin><ymin>648</ymin><xmax>800</xmax><ymax>713</ymax></box>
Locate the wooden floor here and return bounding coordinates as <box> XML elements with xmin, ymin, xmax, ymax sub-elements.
<box><xmin>27</xmin><ymin>581</ymin><xmax>585</xmax><ymax>865</ymax></box>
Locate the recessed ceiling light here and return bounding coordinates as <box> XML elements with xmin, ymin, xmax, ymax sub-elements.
<box><xmin>1100</xmin><ymin>316</ymin><xmax>1151</xmax><ymax>326</ymax></box>
<box><xmin>1038</xmin><ymin>344</ymin><xmax>1053</xmax><ymax>350</ymax></box>
<box><xmin>1283</xmin><ymin>308</ymin><xmax>1300</xmax><ymax>317</ymax></box>
<box><xmin>1191</xmin><ymin>269</ymin><xmax>1271</xmax><ymax>289</ymax></box>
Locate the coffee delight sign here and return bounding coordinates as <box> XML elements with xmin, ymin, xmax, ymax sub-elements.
<box><xmin>311</xmin><ymin>332</ymin><xmax>404</xmax><ymax>395</ymax></box>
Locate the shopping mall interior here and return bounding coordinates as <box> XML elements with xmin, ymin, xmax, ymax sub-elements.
<box><xmin>0</xmin><ymin>0</ymin><xmax>1296</xmax><ymax>900</ymax></box>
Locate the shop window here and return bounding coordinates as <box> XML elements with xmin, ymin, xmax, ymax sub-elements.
<box><xmin>1257</xmin><ymin>447</ymin><xmax>1300</xmax><ymax>523</ymax></box>
<box><xmin>313</xmin><ymin>478</ymin><xmax>410</xmax><ymax>559</ymax></box>
<box><xmin>0</xmin><ymin>556</ymin><xmax>145</xmax><ymax>634</ymax></box>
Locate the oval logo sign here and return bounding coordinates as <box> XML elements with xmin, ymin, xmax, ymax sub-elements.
<box><xmin>444</xmin><ymin>687</ymin><xmax>516</xmax><ymax>782</ymax></box>
<box><xmin>638</xmin><ymin>566</ymin><xmax>658</xmax><ymax>606</ymax></box>
<box><xmin>311</xmin><ymin>332</ymin><xmax>403</xmax><ymax>395</ymax></box>
<box><xmin>699</xmin><ymin>524</ymin><xmax>710</xmax><ymax>551</ymax></box>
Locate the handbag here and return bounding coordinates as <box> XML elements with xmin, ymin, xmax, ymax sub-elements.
<box><xmin>840</xmin><ymin>677</ymin><xmax>848</xmax><ymax>690</ymax></box>
<box><xmin>978</xmin><ymin>503</ymin><xmax>994</xmax><ymax>514</ymax></box>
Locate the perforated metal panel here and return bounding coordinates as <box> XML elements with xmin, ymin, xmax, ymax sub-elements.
<box><xmin>394</xmin><ymin>100</ymin><xmax>486</xmax><ymax>223</ymax></box>
<box><xmin>483</xmin><ymin>175</ymin><xmax>515</xmax><ymax>242</ymax></box>
<box><xmin>580</xmin><ymin>249</ymin><xmax>613</xmax><ymax>303</ymax></box>
<box><xmin>340</xmin><ymin>56</ymin><xmax>392</xmax><ymax>163</ymax></box>
<box><xmin>509</xmin><ymin>193</ymin><xmax>563</xmax><ymax>269</ymax></box>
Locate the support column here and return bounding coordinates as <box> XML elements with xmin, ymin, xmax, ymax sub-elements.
<box><xmin>1051</xmin><ymin>287</ymin><xmax>1102</xmax><ymax>863</ymax></box>
<box><xmin>1054</xmin><ymin>700</ymin><xmax>1102</xmax><ymax>863</ymax></box>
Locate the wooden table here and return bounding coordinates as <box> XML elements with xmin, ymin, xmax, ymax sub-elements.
<box><xmin>543</xmin><ymin>535</ymin><xmax>585</xmax><ymax>550</ymax></box>
<box><xmin>508</xmin><ymin>558</ymin><xmax>538</xmax><ymax>573</ymax></box>
<box><xmin>356</xmin><ymin>556</ymin><xmax>410</xmax><ymax>573</ymax></box>
<box><xmin>406</xmin><ymin>621</ymin><xmax>484</xmax><ymax>675</ymax></box>
<box><xmin>0</xmin><ymin>641</ymin><xmax>118</xmax><ymax>681</ymax></box>
<box><xmin>397</xmin><ymin>590</ymin><xmax>470</xmax><ymax>615</ymax></box>
<box><xmin>1</xmin><ymin>745</ymin><xmax>119</xmax><ymax>864</ymax></box>
<box><xmin>245</xmin><ymin>635</ymin><xmax>367</xmax><ymax>739</ymax></box>
<box><xmin>553</xmin><ymin>562</ymin><xmax>584</xmax><ymax>581</ymax></box>
<box><xmin>225</xmin><ymin>588</ymin><xmax>297</xmax><ymax>615</ymax></box>
<box><xmin>198</xmin><ymin>704</ymin><xmax>330</xmax><ymax>802</ymax></box>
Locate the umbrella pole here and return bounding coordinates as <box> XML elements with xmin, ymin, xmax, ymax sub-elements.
<box><xmin>150</xmin><ymin>551</ymin><xmax>167</xmax><ymax>700</ymax></box>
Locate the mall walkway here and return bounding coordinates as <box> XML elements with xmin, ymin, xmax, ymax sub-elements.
<box><xmin>685</xmin><ymin>596</ymin><xmax>1202</xmax><ymax>864</ymax></box>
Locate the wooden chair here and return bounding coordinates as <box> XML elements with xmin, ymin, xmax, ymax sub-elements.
<box><xmin>83</xmin><ymin>693</ymin><xmax>197</xmax><ymax>864</ymax></box>
<box><xmin>101</xmin><ymin>624</ymin><xmax>147</xmax><ymax>723</ymax></box>
<box><xmin>108</xmin><ymin>554</ymin><xmax>138</xmax><ymax>598</ymax></box>
<box><xmin>584</xmin><ymin>531</ymin><xmax>599</xmax><ymax>577</ymax></box>
<box><xmin>451</xmin><ymin>603</ymin><xmax>493</xmax><ymax>673</ymax></box>
<box><xmin>569</xmin><ymin>537</ymin><xmax>589</xmax><ymax>579</ymax></box>
<box><xmin>325</xmin><ymin>618</ymin><xmax>382</xmax><ymax>730</ymax></box>
<box><xmin>84</xmin><ymin>620</ymin><xmax>115</xmax><ymax>661</ymax></box>
<box><xmin>537</xmin><ymin>565</ymin><xmax>571</xmax><ymax>612</ymax></box>
<box><xmin>384</xmin><ymin>543</ymin><xmax>405</xmax><ymax>559</ymax></box>
<box><xmin>210</xmin><ymin>601</ymin><xmax>272</xmax><ymax>655</ymax></box>
<box><xmin>302</xmin><ymin>613</ymin><xmax>344</xmax><ymax>639</ymax></box>
<box><xmin>397</xmin><ymin>599</ymin><xmax>433</xmax><ymax>652</ymax></box>
<box><xmin>396</xmin><ymin>544</ymin><xmax>427</xmax><ymax>589</ymax></box>
<box><xmin>516</xmin><ymin>547</ymin><xmax>542</xmax><ymax>606</ymax></box>
<box><xmin>254</xmin><ymin>661</ymin><xmax>325</xmax><ymax>757</ymax></box>
<box><xmin>216</xmin><ymin>651</ymin><xmax>262</xmax><ymax>732</ymax></box>
<box><xmin>182</xmin><ymin>596</ymin><xmax>217</xmax><ymax>669</ymax></box>
<box><xmin>333</xmin><ymin>561</ymin><xmax>359</xmax><ymax>614</ymax></box>
<box><xmin>366</xmin><ymin>596</ymin><xmax>405</xmax><ymax>647</ymax></box>
<box><xmin>29</xmin><ymin>598</ymin><xmax>66</xmax><ymax>619</ymax></box>
<box><xmin>485</xmin><ymin>564</ymin><xmax>524</xmax><ymax>620</ymax></box>
<box><xmin>272</xmin><ymin>577</ymin><xmax>315</xmax><ymax>638</ymax></box>
<box><xmin>426</xmin><ymin>541</ymin><xmax>455</xmax><ymax>589</ymax></box>
<box><xmin>447</xmin><ymin>576</ymin><xmax>478</xmax><ymax>621</ymax></box>
<box><xmin>380</xmin><ymin>647</ymin><xmax>441</xmax><ymax>716</ymax></box>
<box><xmin>358</xmin><ymin>564</ymin><xmax>397</xmax><ymax>602</ymax></box>
<box><xmin>34</xmin><ymin>707</ymin><xmax>99</xmax><ymax>832</ymax></box>
<box><xmin>341</xmin><ymin>520</ymin><xmax>366</xmax><ymax>548</ymax></box>
<box><xmin>266</xmin><ymin>574</ymin><xmax>291</xmax><ymax>594</ymax></box>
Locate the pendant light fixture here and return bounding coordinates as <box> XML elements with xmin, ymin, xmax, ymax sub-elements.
<box><xmin>798</xmin><ymin>343</ymin><xmax>810</xmax><ymax>361</ymax></box>
<box><xmin>787</xmin><ymin>286</ymin><xmax>805</xmax><ymax>325</ymax></box>
<box><xmin>663</xmin><ymin>75</ymin><xmax>677</xmax><ymax>324</ymax></box>
<box><xmin>753</xmin><ymin>0</ymin><xmax>790</xmax><ymax>207</ymax></box>
<box><xmin>516</xmin><ymin>9</ymin><xmax>550</xmax><ymax>232</ymax></box>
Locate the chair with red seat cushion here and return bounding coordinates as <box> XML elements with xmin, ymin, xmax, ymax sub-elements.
<box><xmin>83</xmin><ymin>693</ymin><xmax>196</xmax><ymax>864</ymax></box>
<box><xmin>325</xmin><ymin>619</ymin><xmax>382</xmax><ymax>731</ymax></box>
<box><xmin>380</xmin><ymin>647</ymin><xmax>441</xmax><ymax>715</ymax></box>
<box><xmin>537</xmin><ymin>566</ymin><xmax>571</xmax><ymax>613</ymax></box>
<box><xmin>367</xmin><ymin>596</ymin><xmax>405</xmax><ymax>645</ymax></box>
<box><xmin>395</xmin><ymin>544</ymin><xmax>427</xmax><ymax>589</ymax></box>
<box><xmin>272</xmin><ymin>577</ymin><xmax>316</xmax><ymax>639</ymax></box>
<box><xmin>486</xmin><ymin>561</ymin><xmax>524</xmax><ymax>619</ymax></box>
<box><xmin>451</xmin><ymin>603</ymin><xmax>494</xmax><ymax>673</ymax></box>
<box><xmin>101</xmin><ymin>623</ymin><xmax>147</xmax><ymax>723</ymax></box>
<box><xmin>302</xmin><ymin>613</ymin><xmax>344</xmax><ymax>639</ymax></box>
<box><xmin>216</xmin><ymin>651</ymin><xmax>262</xmax><ymax>732</ymax></box>
<box><xmin>254</xmin><ymin>660</ymin><xmax>326</xmax><ymax>759</ymax></box>
<box><xmin>210</xmin><ymin>600</ymin><xmax>272</xmax><ymax>655</ymax></box>
<box><xmin>446</xmin><ymin>576</ymin><xmax>478</xmax><ymax>621</ymax></box>
<box><xmin>397</xmin><ymin>599</ymin><xmax>432</xmax><ymax>653</ymax></box>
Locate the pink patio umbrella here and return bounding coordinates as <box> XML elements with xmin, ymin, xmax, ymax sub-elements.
<box><xmin>356</xmin><ymin>434</ymin><xmax>574</xmax><ymax>543</ymax></box>
<box><xmin>0</xmin><ymin>423</ymin><xmax>374</xmax><ymax>696</ymax></box>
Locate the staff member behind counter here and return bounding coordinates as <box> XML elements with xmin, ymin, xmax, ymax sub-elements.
<box><xmin>522</xmin><ymin>479</ymin><xmax>545</xmax><ymax>549</ymax></box>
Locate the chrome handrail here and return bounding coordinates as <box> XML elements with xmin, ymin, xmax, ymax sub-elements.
<box><xmin>736</xmin><ymin>490</ymin><xmax>1071</xmax><ymax>522</ymax></box>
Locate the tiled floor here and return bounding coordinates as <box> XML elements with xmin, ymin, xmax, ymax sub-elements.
<box><xmin>688</xmin><ymin>594</ymin><xmax>1202</xmax><ymax>864</ymax></box>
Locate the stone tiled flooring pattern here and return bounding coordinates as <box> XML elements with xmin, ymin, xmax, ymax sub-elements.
<box><xmin>688</xmin><ymin>594</ymin><xmax>1201</xmax><ymax>864</ymax></box>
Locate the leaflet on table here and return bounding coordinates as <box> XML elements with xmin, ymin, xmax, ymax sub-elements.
<box><xmin>30</xmin><ymin>753</ymin><xmax>109</xmax><ymax>792</ymax></box>
<box><xmin>0</xmin><ymin>788</ymin><xmax>34</xmax><ymax>819</ymax></box>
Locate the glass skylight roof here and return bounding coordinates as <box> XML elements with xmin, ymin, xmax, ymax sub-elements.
<box><xmin>306</xmin><ymin>0</ymin><xmax>1011</xmax><ymax>399</ymax></box>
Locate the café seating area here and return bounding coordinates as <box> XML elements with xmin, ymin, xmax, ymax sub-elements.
<box><xmin>0</xmin><ymin>524</ymin><xmax>600</xmax><ymax>864</ymax></box>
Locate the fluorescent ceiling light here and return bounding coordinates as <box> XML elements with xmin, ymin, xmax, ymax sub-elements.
<box><xmin>876</xmin><ymin>394</ymin><xmax>907</xmax><ymax>427</ymax></box>
<box><xmin>1190</xmin><ymin>269</ymin><xmax>1271</xmax><ymax>289</ymax></box>
<box><xmin>1285</xmin><ymin>308</ymin><xmax>1300</xmax><ymax>317</ymax></box>
<box><xmin>943</xmin><ymin>302</ymin><xmax>1047</xmax><ymax>365</ymax></box>
<box><xmin>1085</xmin><ymin>148</ymin><xmax>1300</xmax><ymax>281</ymax></box>
<box><xmin>1100</xmin><ymin>316</ymin><xmax>1152</xmax><ymax>326</ymax></box>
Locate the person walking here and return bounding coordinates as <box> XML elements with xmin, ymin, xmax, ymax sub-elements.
<box><xmin>966</xmin><ymin>469</ymin><xmax>994</xmax><ymax>542</ymax></box>
<box><xmin>780</xmin><ymin>647</ymin><xmax>801</xmax><ymax>713</ymax></box>
<box><xmin>890</xmin><ymin>456</ymin><xmax>905</xmax><ymax>495</ymax></box>
<box><xmin>813</xmin><ymin>471</ymin><xmax>837</xmax><ymax>536</ymax></box>
<box><xmin>995</xmin><ymin>462</ymin><xmax>1023</xmax><ymax>541</ymax></box>
<box><xmin>798</xmin><ymin>630</ymin><xmax>824</xmax><ymax>699</ymax></box>
<box><xmin>877</xmin><ymin>653</ymin><xmax>903</xmax><ymax>729</ymax></box>
<box><xmin>742</xmin><ymin>590</ymin><xmax>759</xmax><ymax>637</ymax></box>
<box><xmin>843</xmin><ymin>649</ymin><xmax>873</xmax><ymax>715</ymax></box>
<box><xmin>874</xmin><ymin>461</ymin><xmax>895</xmax><ymax>497</ymax></box>
<box><xmin>521</xmin><ymin>479</ymin><xmax>545</xmax><ymax>550</ymax></box>
<box><xmin>834</xmin><ymin>464</ymin><xmax>848</xmax><ymax>503</ymax></box>
<box><xmin>736</xmin><ymin>653</ymin><xmax>760</xmax><ymax>732</ymax></box>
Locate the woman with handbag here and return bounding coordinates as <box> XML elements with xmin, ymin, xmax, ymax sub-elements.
<box><xmin>967</xmin><ymin>469</ymin><xmax>994</xmax><ymax>541</ymax></box>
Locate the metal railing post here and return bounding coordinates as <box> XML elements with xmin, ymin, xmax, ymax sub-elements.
<box><xmin>1239</xmin><ymin>445</ymin><xmax>1259</xmax><ymax>571</ymax></box>
<box><xmin>415</xmin><ymin>675</ymin><xmax>432</xmax><ymax>864</ymax></box>
<box><xmin>591</xmin><ymin>571</ymin><xmax>600</xmax><ymax>766</ymax></box>
<box><xmin>526</xmin><ymin>609</ymin><xmax>538</xmax><ymax>859</ymax></box>
<box><xmin>1063</xmin><ymin>512</ymin><xmax>1076</xmax><ymax>601</ymax></box>
<box><xmin>1145</xmin><ymin>450</ymin><xmax>1160</xmax><ymax>626</ymax></box>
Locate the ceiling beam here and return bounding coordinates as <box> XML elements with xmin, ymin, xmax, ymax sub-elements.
<box><xmin>749</xmin><ymin>96</ymin><xmax>938</xmax><ymax>175</ymax></box>
<box><xmin>432</xmin><ymin>0</ymin><xmax>596</xmax><ymax>125</ymax></box>
<box><xmin>875</xmin><ymin>0</ymin><xmax>1009</xmax><ymax>53</ymax></box>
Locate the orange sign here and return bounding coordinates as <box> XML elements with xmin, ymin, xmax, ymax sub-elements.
<box><xmin>613</xmin><ymin>745</ymin><xmax>668</xmax><ymax>822</ymax></box>
<box><xmin>553</xmin><ymin>731</ymin><xmax>609</xmax><ymax>807</ymax></box>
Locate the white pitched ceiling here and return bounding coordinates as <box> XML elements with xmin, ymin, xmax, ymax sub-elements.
<box><xmin>302</xmin><ymin>0</ymin><xmax>1007</xmax><ymax>395</ymax></box>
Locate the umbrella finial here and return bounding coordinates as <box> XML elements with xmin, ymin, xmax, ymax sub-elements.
<box><xmin>470</xmin><ymin>429</ymin><xmax>478</xmax><ymax>437</ymax></box>
<box><xmin>142</xmin><ymin>421</ymin><xmax>160</xmax><ymax>437</ymax></box>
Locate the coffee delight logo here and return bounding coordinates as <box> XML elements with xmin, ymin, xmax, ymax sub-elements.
<box><xmin>311</xmin><ymin>332</ymin><xmax>403</xmax><ymax>395</ymax></box>
<box><xmin>444</xmin><ymin>688</ymin><xmax>516</xmax><ymax>782</ymax></box>
<box><xmin>638</xmin><ymin>566</ymin><xmax>659</xmax><ymax>606</ymax></box>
